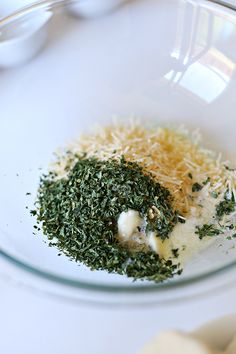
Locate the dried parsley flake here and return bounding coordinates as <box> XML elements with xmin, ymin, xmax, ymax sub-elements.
<box><xmin>195</xmin><ymin>224</ymin><xmax>223</xmax><ymax>239</ymax></box>
<box><xmin>192</xmin><ymin>182</ymin><xmax>203</xmax><ymax>192</ymax></box>
<box><xmin>216</xmin><ymin>191</ymin><xmax>236</xmax><ymax>219</ymax></box>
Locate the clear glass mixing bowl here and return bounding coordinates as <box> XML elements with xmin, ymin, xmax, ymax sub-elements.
<box><xmin>1</xmin><ymin>0</ymin><xmax>236</xmax><ymax>306</ymax></box>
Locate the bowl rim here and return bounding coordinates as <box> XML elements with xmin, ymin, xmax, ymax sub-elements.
<box><xmin>0</xmin><ymin>0</ymin><xmax>236</xmax><ymax>27</ymax></box>
<box><xmin>2</xmin><ymin>247</ymin><xmax>236</xmax><ymax>294</ymax></box>
<box><xmin>1</xmin><ymin>0</ymin><xmax>236</xmax><ymax>297</ymax></box>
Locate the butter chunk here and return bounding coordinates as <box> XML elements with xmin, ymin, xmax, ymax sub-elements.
<box><xmin>117</xmin><ymin>210</ymin><xmax>142</xmax><ymax>240</ymax></box>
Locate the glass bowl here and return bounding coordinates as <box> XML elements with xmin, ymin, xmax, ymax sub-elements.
<box><xmin>1</xmin><ymin>0</ymin><xmax>236</xmax><ymax>306</ymax></box>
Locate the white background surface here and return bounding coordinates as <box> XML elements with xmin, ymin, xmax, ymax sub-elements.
<box><xmin>1</xmin><ymin>1</ymin><xmax>236</xmax><ymax>353</ymax></box>
<box><xmin>0</xmin><ymin>275</ymin><xmax>236</xmax><ymax>354</ymax></box>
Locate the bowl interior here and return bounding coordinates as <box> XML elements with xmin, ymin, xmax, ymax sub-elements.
<box><xmin>1</xmin><ymin>0</ymin><xmax>236</xmax><ymax>291</ymax></box>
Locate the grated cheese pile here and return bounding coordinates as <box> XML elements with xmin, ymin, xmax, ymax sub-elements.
<box><xmin>54</xmin><ymin>122</ymin><xmax>236</xmax><ymax>217</ymax></box>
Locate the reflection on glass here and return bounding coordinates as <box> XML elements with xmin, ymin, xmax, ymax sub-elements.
<box><xmin>165</xmin><ymin>1</ymin><xmax>236</xmax><ymax>103</ymax></box>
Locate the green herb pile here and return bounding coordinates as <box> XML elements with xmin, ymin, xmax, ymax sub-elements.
<box><xmin>32</xmin><ymin>156</ymin><xmax>182</xmax><ymax>282</ymax></box>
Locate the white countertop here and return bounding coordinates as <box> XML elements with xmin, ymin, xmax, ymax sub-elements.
<box><xmin>1</xmin><ymin>273</ymin><xmax>236</xmax><ymax>354</ymax></box>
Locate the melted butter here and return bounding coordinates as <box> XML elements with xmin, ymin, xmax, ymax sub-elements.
<box><xmin>162</xmin><ymin>187</ymin><xmax>221</xmax><ymax>265</ymax></box>
<box><xmin>117</xmin><ymin>187</ymin><xmax>223</xmax><ymax>265</ymax></box>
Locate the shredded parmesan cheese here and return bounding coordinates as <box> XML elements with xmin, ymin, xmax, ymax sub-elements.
<box><xmin>54</xmin><ymin>122</ymin><xmax>236</xmax><ymax>216</ymax></box>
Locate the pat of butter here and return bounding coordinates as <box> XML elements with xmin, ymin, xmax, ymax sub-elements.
<box><xmin>117</xmin><ymin>210</ymin><xmax>165</xmax><ymax>254</ymax></box>
<box><xmin>141</xmin><ymin>331</ymin><xmax>222</xmax><ymax>354</ymax></box>
<box><xmin>117</xmin><ymin>210</ymin><xmax>142</xmax><ymax>240</ymax></box>
<box><xmin>147</xmin><ymin>231</ymin><xmax>165</xmax><ymax>257</ymax></box>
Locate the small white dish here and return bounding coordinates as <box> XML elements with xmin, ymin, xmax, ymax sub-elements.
<box><xmin>0</xmin><ymin>10</ymin><xmax>52</xmax><ymax>69</ymax></box>
<box><xmin>68</xmin><ymin>0</ymin><xmax>126</xmax><ymax>19</ymax></box>
<box><xmin>0</xmin><ymin>0</ymin><xmax>35</xmax><ymax>18</ymax></box>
